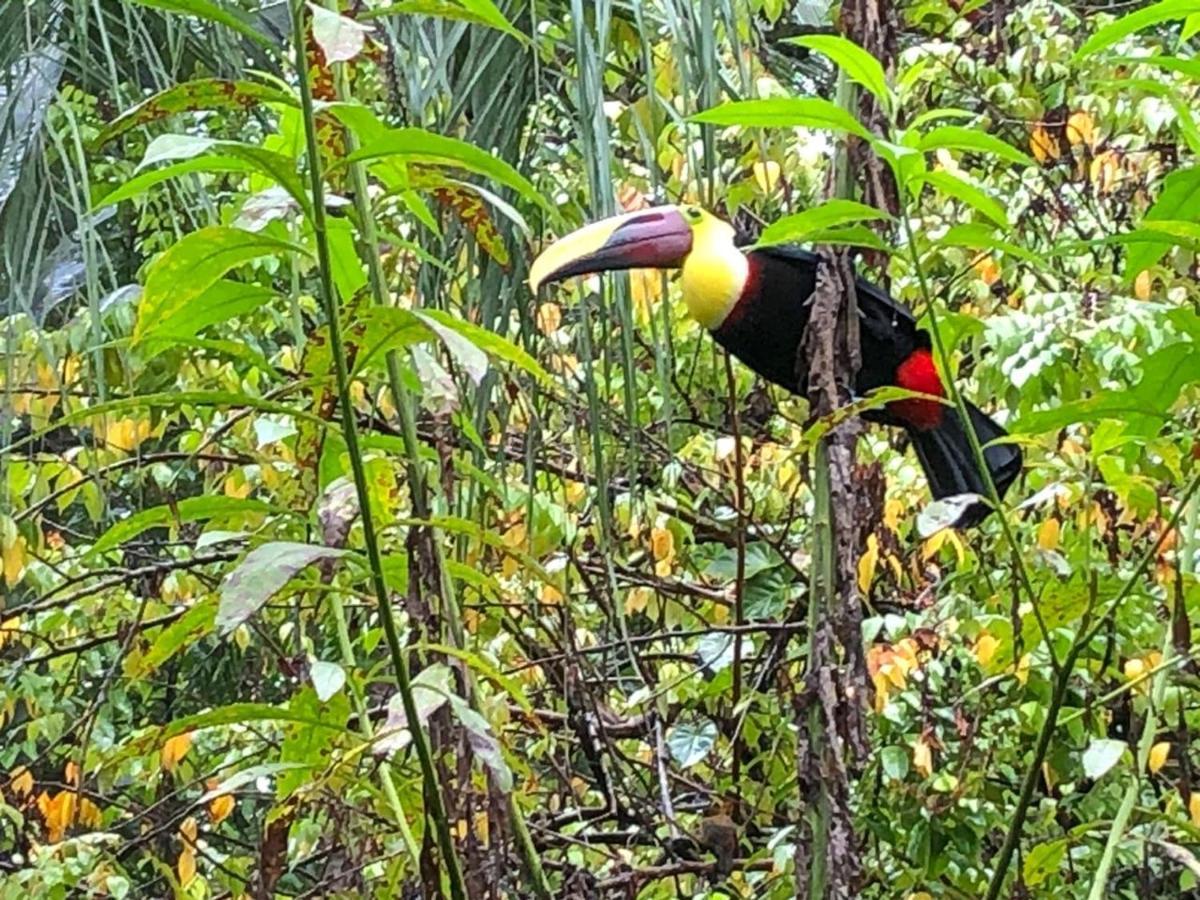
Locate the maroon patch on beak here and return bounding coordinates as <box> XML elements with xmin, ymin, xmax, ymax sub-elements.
<box><xmin>552</xmin><ymin>208</ymin><xmax>693</xmax><ymax>281</ymax></box>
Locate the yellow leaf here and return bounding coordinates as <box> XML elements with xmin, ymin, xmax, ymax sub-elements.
<box><xmin>1014</xmin><ymin>653</ymin><xmax>1031</xmax><ymax>685</ymax></box>
<box><xmin>858</xmin><ymin>534</ymin><xmax>880</xmax><ymax>594</ymax></box>
<box><xmin>9</xmin><ymin>766</ymin><xmax>33</xmax><ymax>798</ymax></box>
<box><xmin>974</xmin><ymin>256</ymin><xmax>1001</xmax><ymax>286</ymax></box>
<box><xmin>630</xmin><ymin>269</ymin><xmax>663</xmax><ymax>324</ymax></box>
<box><xmin>871</xmin><ymin>671</ymin><xmax>891</xmax><ymax>713</ymax></box>
<box><xmin>223</xmin><ymin>470</ymin><xmax>252</xmax><ymax>499</ymax></box>
<box><xmin>40</xmin><ymin>790</ymin><xmax>76</xmax><ymax>842</ymax></box>
<box><xmin>1030</xmin><ymin>126</ymin><xmax>1060</xmax><ymax>163</ymax></box>
<box><xmin>650</xmin><ymin>526</ymin><xmax>675</xmax><ymax>576</ymax></box>
<box><xmin>539</xmin><ymin>583</ymin><xmax>563</xmax><ymax>605</ymax></box>
<box><xmin>1149</xmin><ymin>741</ymin><xmax>1170</xmax><ymax>774</ymax></box>
<box><xmin>625</xmin><ymin>587</ymin><xmax>652</xmax><ymax>616</ymax></box>
<box><xmin>564</xmin><ymin>481</ymin><xmax>585</xmax><ymax>505</ymax></box>
<box><xmin>883</xmin><ymin>498</ymin><xmax>904</xmax><ymax>532</ymax></box>
<box><xmin>78</xmin><ymin>797</ymin><xmax>102</xmax><ymax>828</ymax></box>
<box><xmin>3</xmin><ymin>534</ymin><xmax>27</xmax><ymax>587</ymax></box>
<box><xmin>913</xmin><ymin>737</ymin><xmax>933</xmax><ymax>778</ymax></box>
<box><xmin>178</xmin><ymin>846</ymin><xmax>197</xmax><ymax>887</ymax></box>
<box><xmin>179</xmin><ymin>815</ymin><xmax>198</xmax><ymax>843</ymax></box>
<box><xmin>922</xmin><ymin>529</ymin><xmax>965</xmax><ymax>564</ymax></box>
<box><xmin>1066</xmin><ymin>110</ymin><xmax>1096</xmax><ymax>148</ymax></box>
<box><xmin>161</xmin><ymin>731</ymin><xmax>193</xmax><ymax>773</ymax></box>
<box><xmin>209</xmin><ymin>793</ymin><xmax>235</xmax><ymax>825</ymax></box>
<box><xmin>753</xmin><ymin>159</ymin><xmax>782</xmax><ymax>194</ymax></box>
<box><xmin>1090</xmin><ymin>151</ymin><xmax>1120</xmax><ymax>193</ymax></box>
<box><xmin>1042</xmin><ymin>761</ymin><xmax>1056</xmax><ymax>793</ymax></box>
<box><xmin>974</xmin><ymin>633</ymin><xmax>999</xmax><ymax>666</ymax></box>
<box><xmin>536</xmin><ymin>302</ymin><xmax>561</xmax><ymax>335</ymax></box>
<box><xmin>64</xmin><ymin>760</ymin><xmax>79</xmax><ymax>786</ymax></box>
<box><xmin>1134</xmin><ymin>269</ymin><xmax>1152</xmax><ymax>300</ymax></box>
<box><xmin>103</xmin><ymin>417</ymin><xmax>151</xmax><ymax>452</ymax></box>
<box><xmin>1190</xmin><ymin>793</ymin><xmax>1200</xmax><ymax>827</ymax></box>
<box><xmin>1037</xmin><ymin>518</ymin><xmax>1061</xmax><ymax>551</ymax></box>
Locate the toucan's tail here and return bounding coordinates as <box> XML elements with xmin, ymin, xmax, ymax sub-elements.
<box><xmin>908</xmin><ymin>401</ymin><xmax>1022</xmax><ymax>527</ymax></box>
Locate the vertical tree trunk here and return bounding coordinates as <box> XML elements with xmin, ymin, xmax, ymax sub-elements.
<box><xmin>794</xmin><ymin>0</ymin><xmax>897</xmax><ymax>895</ymax></box>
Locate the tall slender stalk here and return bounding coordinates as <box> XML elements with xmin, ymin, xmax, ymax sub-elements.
<box><xmin>804</xmin><ymin>438</ymin><xmax>835</xmax><ymax>897</ymax></box>
<box><xmin>288</xmin><ymin>3</ymin><xmax>465</xmax><ymax>895</ymax></box>
<box><xmin>326</xmin><ymin>13</ymin><xmax>551</xmax><ymax>893</ymax></box>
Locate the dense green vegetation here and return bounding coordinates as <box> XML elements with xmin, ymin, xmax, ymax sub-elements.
<box><xmin>2</xmin><ymin>0</ymin><xmax>1199</xmax><ymax>896</ymax></box>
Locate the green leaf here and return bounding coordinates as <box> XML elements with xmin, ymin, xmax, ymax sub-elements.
<box><xmin>338</xmin><ymin>125</ymin><xmax>549</xmax><ymax>211</ymax></box>
<box><xmin>1074</xmin><ymin>0</ymin><xmax>1200</xmax><ymax>60</ymax></box>
<box><xmin>89</xmin><ymin>496</ymin><xmax>274</xmax><ymax>557</ymax></box>
<box><xmin>1</xmin><ymin>391</ymin><xmax>331</xmax><ymax>457</ymax></box>
<box><xmin>905</xmin><ymin>107</ymin><xmax>975</xmax><ymax>131</ymax></box>
<box><xmin>1112</xmin><ymin>54</ymin><xmax>1200</xmax><ymax>81</ymax></box>
<box><xmin>1082</xmin><ymin>738</ymin><xmax>1127</xmax><ymax>780</ymax></box>
<box><xmin>935</xmin><ymin>223</ymin><xmax>1041</xmax><ymax>264</ymax></box>
<box><xmin>95</xmin><ymin>156</ymin><xmax>255</xmax><ymax>209</ymax></box>
<box><xmin>1014</xmin><ymin>342</ymin><xmax>1200</xmax><ymax>433</ymax></box>
<box><xmin>94</xmin><ymin>78</ymin><xmax>290</xmax><ymax>148</ymax></box>
<box><xmin>1124</xmin><ymin>167</ymin><xmax>1200</xmax><ymax>276</ymax></box>
<box><xmin>123</xmin><ymin>597</ymin><xmax>218</xmax><ymax>678</ymax></box>
<box><xmin>116</xmin><ymin>704</ymin><xmax>350</xmax><ymax>763</ymax></box>
<box><xmin>348</xmin><ymin>307</ymin><xmax>437</xmax><ymax>375</ymax></box>
<box><xmin>361</xmin><ymin>0</ymin><xmax>526</xmax><ymax>43</ymax></box>
<box><xmin>690</xmin><ymin>98</ymin><xmax>873</xmax><ymax>141</ymax></box>
<box><xmin>756</xmin><ymin>199</ymin><xmax>892</xmax><ymax>247</ymax></box>
<box><xmin>786</xmin><ymin>35</ymin><xmax>891</xmax><ymax>107</ymax></box>
<box><xmin>143</xmin><ymin>279</ymin><xmax>277</xmax><ymax>342</ymax></box>
<box><xmin>217</xmin><ymin>542</ymin><xmax>348</xmax><ymax>633</ymax></box>
<box><xmin>134</xmin><ymin>226</ymin><xmax>307</xmax><ymax>343</ymax></box>
<box><xmin>880</xmin><ymin>745</ymin><xmax>910</xmax><ymax>780</ymax></box>
<box><xmin>415</xmin><ymin>309</ymin><xmax>554</xmax><ymax>386</ymax></box>
<box><xmin>1024</xmin><ymin>839</ymin><xmax>1068</xmax><ymax>887</ymax></box>
<box><xmin>915</xmin><ymin>170</ymin><xmax>1009</xmax><ymax>228</ymax></box>
<box><xmin>666</xmin><ymin>717</ymin><xmax>718</xmax><ymax>768</ymax></box>
<box><xmin>278</xmin><ymin>687</ymin><xmax>350</xmax><ymax>798</ymax></box>
<box><xmin>132</xmin><ymin>138</ymin><xmax>311</xmax><ymax>217</ymax></box>
<box><xmin>916</xmin><ymin>125</ymin><xmax>1035</xmax><ymax>167</ymax></box>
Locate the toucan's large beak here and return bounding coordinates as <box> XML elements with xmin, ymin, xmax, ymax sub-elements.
<box><xmin>529</xmin><ymin>206</ymin><xmax>693</xmax><ymax>292</ymax></box>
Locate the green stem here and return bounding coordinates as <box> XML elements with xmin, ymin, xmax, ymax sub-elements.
<box><xmin>1087</xmin><ymin>631</ymin><xmax>1173</xmax><ymax>898</ymax></box>
<box><xmin>289</xmin><ymin>3</ymin><xmax>465</xmax><ymax>895</ymax></box>
<box><xmin>898</xmin><ymin>212</ymin><xmax>1057</xmax><ymax>673</ymax></box>
<box><xmin>324</xmin><ymin>17</ymin><xmax>549</xmax><ymax>896</ymax></box>
<box><xmin>330</xmin><ymin>594</ymin><xmax>421</xmax><ymax>865</ymax></box>
<box><xmin>804</xmin><ymin>438</ymin><xmax>834</xmax><ymax>898</ymax></box>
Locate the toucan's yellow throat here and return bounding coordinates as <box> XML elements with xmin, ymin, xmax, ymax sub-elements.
<box><xmin>529</xmin><ymin>204</ymin><xmax>749</xmax><ymax>331</ymax></box>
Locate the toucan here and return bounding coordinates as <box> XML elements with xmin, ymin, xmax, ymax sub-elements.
<box><xmin>529</xmin><ymin>204</ymin><xmax>1022</xmax><ymax>528</ymax></box>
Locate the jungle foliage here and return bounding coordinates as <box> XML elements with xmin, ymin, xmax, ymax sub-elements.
<box><xmin>1</xmin><ymin>0</ymin><xmax>1200</xmax><ymax>897</ymax></box>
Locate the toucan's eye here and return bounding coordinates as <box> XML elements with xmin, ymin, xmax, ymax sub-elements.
<box><xmin>683</xmin><ymin>206</ymin><xmax>701</xmax><ymax>221</ymax></box>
